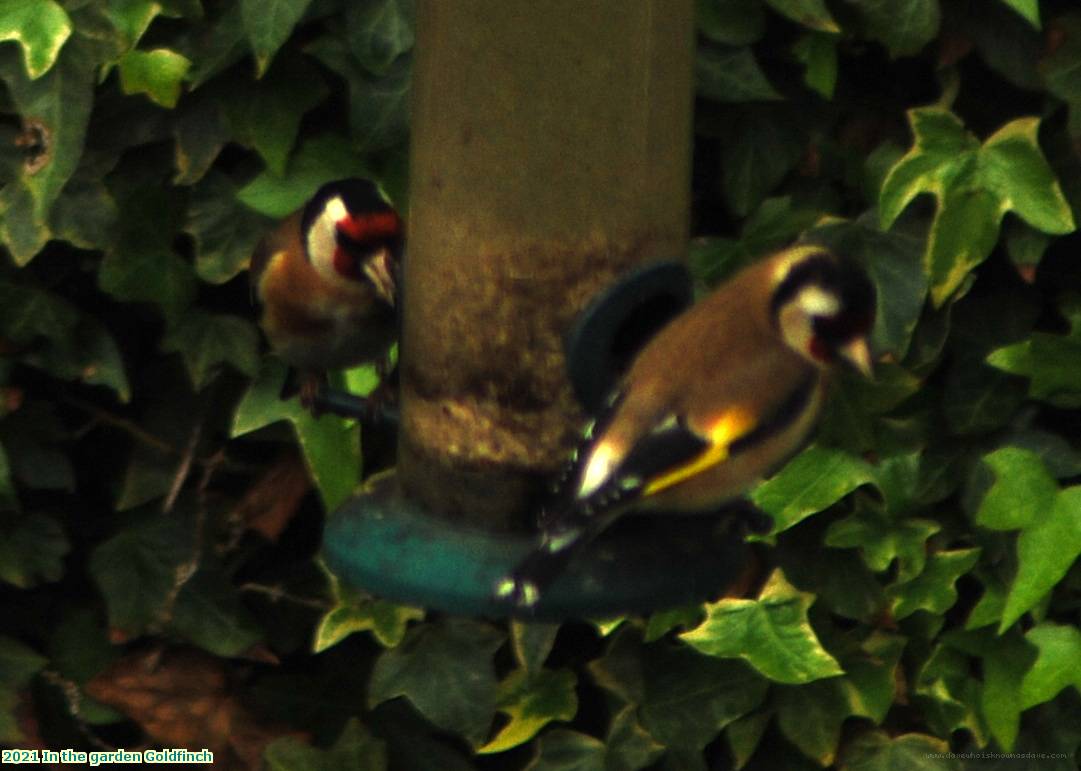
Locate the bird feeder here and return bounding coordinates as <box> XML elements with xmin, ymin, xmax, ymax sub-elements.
<box><xmin>323</xmin><ymin>0</ymin><xmax>751</xmax><ymax>619</ymax></box>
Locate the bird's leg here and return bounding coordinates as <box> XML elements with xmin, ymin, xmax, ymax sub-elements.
<box><xmin>297</xmin><ymin>371</ymin><xmax>329</xmax><ymax>417</ymax></box>
<box><xmin>292</xmin><ymin>360</ymin><xmax>401</xmax><ymax>425</ymax></box>
<box><xmin>360</xmin><ymin>357</ymin><xmax>400</xmax><ymax>417</ymax></box>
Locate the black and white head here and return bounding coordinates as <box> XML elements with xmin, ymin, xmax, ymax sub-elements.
<box><xmin>300</xmin><ymin>178</ymin><xmax>402</xmax><ymax>305</ymax></box>
<box><xmin>770</xmin><ymin>247</ymin><xmax>876</xmax><ymax>375</ymax></box>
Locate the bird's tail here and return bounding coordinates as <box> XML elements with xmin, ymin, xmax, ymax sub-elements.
<box><xmin>496</xmin><ymin>502</ymin><xmax>624</xmax><ymax>608</ymax></box>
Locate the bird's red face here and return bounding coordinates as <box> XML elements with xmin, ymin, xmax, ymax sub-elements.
<box><xmin>302</xmin><ymin>179</ymin><xmax>402</xmax><ymax>305</ymax></box>
<box><xmin>332</xmin><ymin>210</ymin><xmax>402</xmax><ymax>304</ymax></box>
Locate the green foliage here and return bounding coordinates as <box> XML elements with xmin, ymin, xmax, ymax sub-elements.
<box><xmin>1</xmin><ymin>0</ymin><xmax>1080</xmax><ymax>768</ymax></box>
<box><xmin>680</xmin><ymin>570</ymin><xmax>843</xmax><ymax>684</ymax></box>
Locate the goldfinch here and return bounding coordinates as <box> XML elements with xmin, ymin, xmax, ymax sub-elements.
<box><xmin>496</xmin><ymin>245</ymin><xmax>876</xmax><ymax>607</ymax></box>
<box><xmin>251</xmin><ymin>178</ymin><xmax>402</xmax><ymax>410</ymax></box>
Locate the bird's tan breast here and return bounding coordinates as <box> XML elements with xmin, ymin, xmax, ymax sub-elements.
<box><xmin>256</xmin><ymin>243</ymin><xmax>392</xmax><ymax>370</ymax></box>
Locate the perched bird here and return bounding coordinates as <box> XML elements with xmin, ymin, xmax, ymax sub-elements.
<box><xmin>251</xmin><ymin>178</ymin><xmax>403</xmax><ymax>411</ymax></box>
<box><xmin>496</xmin><ymin>245</ymin><xmax>876</xmax><ymax>607</ymax></box>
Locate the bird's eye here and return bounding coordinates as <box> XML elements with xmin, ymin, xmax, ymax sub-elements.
<box><xmin>332</xmin><ymin>245</ymin><xmax>359</xmax><ymax>279</ymax></box>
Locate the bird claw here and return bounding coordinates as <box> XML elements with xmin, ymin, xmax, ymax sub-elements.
<box><xmin>298</xmin><ymin>374</ymin><xmax>328</xmax><ymax>417</ymax></box>
<box><xmin>493</xmin><ymin>575</ymin><xmax>540</xmax><ymax>608</ymax></box>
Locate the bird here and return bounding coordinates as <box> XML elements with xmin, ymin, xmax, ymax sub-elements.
<box><xmin>495</xmin><ymin>245</ymin><xmax>876</xmax><ymax>607</ymax></box>
<box><xmin>250</xmin><ymin>178</ymin><xmax>403</xmax><ymax>413</ymax></box>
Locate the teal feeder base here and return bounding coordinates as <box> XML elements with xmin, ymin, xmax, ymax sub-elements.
<box><xmin>322</xmin><ymin>471</ymin><xmax>749</xmax><ymax>621</ymax></box>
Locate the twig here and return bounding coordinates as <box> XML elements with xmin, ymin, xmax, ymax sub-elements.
<box><xmin>239</xmin><ymin>582</ymin><xmax>332</xmax><ymax>610</ymax></box>
<box><xmin>61</xmin><ymin>394</ymin><xmax>174</xmax><ymax>455</ymax></box>
<box><xmin>162</xmin><ymin>415</ymin><xmax>203</xmax><ymax>514</ymax></box>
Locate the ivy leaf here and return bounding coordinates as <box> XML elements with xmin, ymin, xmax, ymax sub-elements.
<box><xmin>346</xmin><ymin>0</ymin><xmax>414</xmax><ymax>76</ymax></box>
<box><xmin>696</xmin><ymin>0</ymin><xmax>766</xmax><ymax>47</ymax></box>
<box><xmin>314</xmin><ymin>595</ymin><xmax>424</xmax><ymax>651</ymax></box>
<box><xmin>219</xmin><ymin>55</ymin><xmax>329</xmax><ymax>175</ymax></box>
<box><xmin>0</xmin><ymin>635</ymin><xmax>47</xmax><ymax>743</ymax></box>
<box><xmin>763</xmin><ymin>0</ymin><xmax>838</xmax><ymax>33</ymax></box>
<box><xmin>88</xmin><ymin>512</ymin><xmax>194</xmax><ymax>637</ymax></box>
<box><xmin>368</xmin><ymin>619</ymin><xmax>504</xmax><ymax>747</ymax></box>
<box><xmin>843</xmin><ymin>632</ymin><xmax>907</xmax><ymax>724</ymax></box>
<box><xmin>725</xmin><ymin>711</ymin><xmax>771</xmax><ymax>770</ymax></box>
<box><xmin>106</xmin><ymin>0</ymin><xmax>165</xmax><ymax>48</ymax></box>
<box><xmin>979</xmin><ymin>629</ymin><xmax>1038</xmax><ymax>751</ymax></box>
<box><xmin>942</xmin><ymin>358</ymin><xmax>1026</xmax><ymax>435</ymax></box>
<box><xmin>161</xmin><ymin>310</ymin><xmax>260</xmax><ymax>391</ymax></box>
<box><xmin>974</xmin><ymin>447</ymin><xmax>1058</xmax><ymax>531</ymax></box>
<box><xmin>0</xmin><ymin>280</ymin><xmax>130</xmax><ymax>400</ymax></box>
<box><xmin>838</xmin><ymin>730</ymin><xmax>958</xmax><ymax>770</ymax></box>
<box><xmin>776</xmin><ymin>679</ymin><xmax>850</xmax><ymax>765</ymax></box>
<box><xmin>848</xmin><ymin>0</ymin><xmax>940</xmax><ymax>58</ymax></box>
<box><xmin>880</xmin><ymin>109</ymin><xmax>1075</xmax><ymax>306</ymax></box>
<box><xmin>1040</xmin><ymin>15</ymin><xmax>1081</xmax><ymax>150</ymax></box>
<box><xmin>1020</xmin><ymin>623</ymin><xmax>1081</xmax><ymax>710</ymax></box>
<box><xmin>606</xmin><ymin>704</ymin><xmax>665</xmax><ymax>771</ymax></box>
<box><xmin>0</xmin><ymin>30</ymin><xmax>97</xmax><ymax>263</ymax></box>
<box><xmin>987</xmin><ymin>298</ymin><xmax>1081</xmax><ymax>409</ymax></box>
<box><xmin>680</xmin><ymin>569</ymin><xmax>843</xmax><ymax>684</ymax></box>
<box><xmin>172</xmin><ymin>90</ymin><xmax>229</xmax><ymax>184</ymax></box>
<box><xmin>965</xmin><ymin>577</ymin><xmax>1007</xmax><ymax>631</ymax></box>
<box><xmin>232</xmin><ymin>360</ymin><xmax>361</xmax><ymax>511</ymax></box>
<box><xmin>240</xmin><ymin>0</ymin><xmax>313</xmax><ymax>77</ymax></box>
<box><xmin>644</xmin><ymin>604</ymin><xmax>706</xmax><ymax>642</ymax></box>
<box><xmin>168</xmin><ymin>566</ymin><xmax>265</xmax><ymax>657</ymax></box>
<box><xmin>792</xmin><ymin>31</ymin><xmax>837</xmax><ymax>98</ymax></box>
<box><xmin>718</xmin><ymin>105</ymin><xmax>806</xmax><ymax>217</ymax></box>
<box><xmin>1000</xmin><ymin>487</ymin><xmax>1081</xmax><ymax>632</ymax></box>
<box><xmin>238</xmin><ymin>134</ymin><xmax>372</xmax><ymax>218</ymax></box>
<box><xmin>0</xmin><ymin>278</ymin><xmax>76</xmax><ymax>344</ymax></box>
<box><xmin>184</xmin><ymin>171</ymin><xmax>272</xmax><ymax>284</ymax></box>
<box><xmin>523</xmin><ymin>729</ymin><xmax>605</xmax><ymax>771</ymax></box>
<box><xmin>510</xmin><ymin>621</ymin><xmax>560</xmax><ymax>674</ymax></box>
<box><xmin>0</xmin><ymin>402</ymin><xmax>74</xmax><ymax>492</ymax></box>
<box><xmin>640</xmin><ymin>650</ymin><xmax>766</xmax><ymax>753</ymax></box>
<box><xmin>1000</xmin><ymin>0</ymin><xmax>1040</xmax><ymax>28</ymax></box>
<box><xmin>825</xmin><ymin>508</ymin><xmax>941</xmax><ymax>582</ymax></box>
<box><xmin>750</xmin><ymin>446</ymin><xmax>877</xmax><ymax>534</ymax></box>
<box><xmin>886</xmin><ymin>548</ymin><xmax>981</xmax><ymax>620</ymax></box>
<box><xmin>1003</xmin><ymin>427</ymin><xmax>1081</xmax><ymax>479</ymax></box>
<box><xmin>588</xmin><ymin>627</ymin><xmax>768</xmax><ymax>752</ymax></box>
<box><xmin>117</xmin><ymin>48</ymin><xmax>191</xmax><ymax>108</ymax></box>
<box><xmin>306</xmin><ymin>36</ymin><xmax>411</xmax><ymax>153</ymax></box>
<box><xmin>478</xmin><ymin>668</ymin><xmax>578</xmax><ymax>754</ymax></box>
<box><xmin>0</xmin><ymin>512</ymin><xmax>68</xmax><ymax>588</ymax></box>
<box><xmin>0</xmin><ymin>183</ymin><xmax>49</xmax><ymax>264</ymax></box>
<box><xmin>49</xmin><ymin>176</ymin><xmax>117</xmax><ymax>250</ymax></box>
<box><xmin>265</xmin><ymin>718</ymin><xmax>388</xmax><ymax>771</ymax></box>
<box><xmin>98</xmin><ymin>188</ymin><xmax>197</xmax><ymax>325</ymax></box>
<box><xmin>696</xmin><ymin>45</ymin><xmax>780</xmax><ymax>102</ymax></box>
<box><xmin>0</xmin><ymin>0</ymin><xmax>72</xmax><ymax>78</ymax></box>
<box><xmin>181</xmin><ymin>1</ymin><xmax>246</xmax><ymax>87</ymax></box>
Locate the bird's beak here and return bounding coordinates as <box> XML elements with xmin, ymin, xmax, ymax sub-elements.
<box><xmin>840</xmin><ymin>337</ymin><xmax>874</xmax><ymax>378</ymax></box>
<box><xmin>362</xmin><ymin>248</ymin><xmax>397</xmax><ymax>307</ymax></box>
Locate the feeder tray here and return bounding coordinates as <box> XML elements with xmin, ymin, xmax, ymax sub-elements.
<box><xmin>323</xmin><ymin>471</ymin><xmax>749</xmax><ymax>620</ymax></box>
<box><xmin>323</xmin><ymin>261</ymin><xmax>751</xmax><ymax>619</ymax></box>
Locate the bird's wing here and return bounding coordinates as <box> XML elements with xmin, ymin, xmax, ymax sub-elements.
<box><xmin>575</xmin><ymin>370</ymin><xmax>819</xmax><ymax>510</ymax></box>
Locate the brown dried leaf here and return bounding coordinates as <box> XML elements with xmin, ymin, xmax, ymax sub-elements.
<box><xmin>85</xmin><ymin>647</ymin><xmax>303</xmax><ymax>770</ymax></box>
<box><xmin>232</xmin><ymin>452</ymin><xmax>311</xmax><ymax>542</ymax></box>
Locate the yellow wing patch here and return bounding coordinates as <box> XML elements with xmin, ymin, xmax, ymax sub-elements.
<box><xmin>642</xmin><ymin>408</ymin><xmax>757</xmax><ymax>496</ymax></box>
